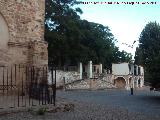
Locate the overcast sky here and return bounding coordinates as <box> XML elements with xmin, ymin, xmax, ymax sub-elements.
<box><xmin>75</xmin><ymin>0</ymin><xmax>160</xmax><ymax>57</ymax></box>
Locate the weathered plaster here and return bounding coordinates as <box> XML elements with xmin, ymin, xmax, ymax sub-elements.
<box><xmin>0</xmin><ymin>0</ymin><xmax>47</xmax><ymax>66</ymax></box>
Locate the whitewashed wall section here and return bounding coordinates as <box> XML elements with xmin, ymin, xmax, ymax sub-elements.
<box><xmin>48</xmin><ymin>70</ymin><xmax>80</xmax><ymax>86</ymax></box>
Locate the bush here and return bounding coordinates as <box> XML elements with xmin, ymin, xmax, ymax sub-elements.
<box><xmin>36</xmin><ymin>107</ymin><xmax>47</xmax><ymax>115</ymax></box>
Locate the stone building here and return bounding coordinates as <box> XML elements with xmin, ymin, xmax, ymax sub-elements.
<box><xmin>0</xmin><ymin>0</ymin><xmax>47</xmax><ymax>66</ymax></box>
<box><xmin>0</xmin><ymin>0</ymin><xmax>48</xmax><ymax>88</ymax></box>
<box><xmin>112</xmin><ymin>63</ymin><xmax>144</xmax><ymax>90</ymax></box>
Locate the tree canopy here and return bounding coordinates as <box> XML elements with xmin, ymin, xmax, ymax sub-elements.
<box><xmin>135</xmin><ymin>22</ymin><xmax>160</xmax><ymax>88</ymax></box>
<box><xmin>45</xmin><ymin>0</ymin><xmax>132</xmax><ymax>69</ymax></box>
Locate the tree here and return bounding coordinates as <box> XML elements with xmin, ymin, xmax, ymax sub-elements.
<box><xmin>45</xmin><ymin>0</ymin><xmax>83</xmax><ymax>66</ymax></box>
<box><xmin>45</xmin><ymin>0</ymin><xmax>132</xmax><ymax>69</ymax></box>
<box><xmin>135</xmin><ymin>22</ymin><xmax>160</xmax><ymax>88</ymax></box>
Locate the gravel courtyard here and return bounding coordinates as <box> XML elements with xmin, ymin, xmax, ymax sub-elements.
<box><xmin>57</xmin><ymin>89</ymin><xmax>160</xmax><ymax>116</ymax></box>
<box><xmin>0</xmin><ymin>88</ymin><xmax>159</xmax><ymax>120</ymax></box>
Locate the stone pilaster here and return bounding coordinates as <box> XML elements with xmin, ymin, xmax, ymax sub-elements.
<box><xmin>0</xmin><ymin>0</ymin><xmax>47</xmax><ymax>66</ymax></box>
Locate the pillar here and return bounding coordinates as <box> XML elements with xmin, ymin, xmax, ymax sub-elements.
<box><xmin>132</xmin><ymin>77</ymin><xmax>135</xmax><ymax>88</ymax></box>
<box><xmin>79</xmin><ymin>62</ymin><xmax>83</xmax><ymax>79</ymax></box>
<box><xmin>141</xmin><ymin>67</ymin><xmax>144</xmax><ymax>75</ymax></box>
<box><xmin>140</xmin><ymin>77</ymin><xmax>144</xmax><ymax>87</ymax></box>
<box><xmin>88</xmin><ymin>61</ymin><xmax>93</xmax><ymax>78</ymax></box>
<box><xmin>125</xmin><ymin>77</ymin><xmax>130</xmax><ymax>90</ymax></box>
<box><xmin>136</xmin><ymin>77</ymin><xmax>139</xmax><ymax>88</ymax></box>
<box><xmin>136</xmin><ymin>65</ymin><xmax>138</xmax><ymax>75</ymax></box>
<box><xmin>131</xmin><ymin>64</ymin><xmax>134</xmax><ymax>75</ymax></box>
<box><xmin>99</xmin><ymin>63</ymin><xmax>102</xmax><ymax>74</ymax></box>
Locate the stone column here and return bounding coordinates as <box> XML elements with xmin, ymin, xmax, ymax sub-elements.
<box><xmin>88</xmin><ymin>61</ymin><xmax>93</xmax><ymax>78</ymax></box>
<box><xmin>99</xmin><ymin>63</ymin><xmax>103</xmax><ymax>74</ymax></box>
<box><xmin>132</xmin><ymin>77</ymin><xmax>135</xmax><ymax>88</ymax></box>
<box><xmin>136</xmin><ymin>77</ymin><xmax>139</xmax><ymax>88</ymax></box>
<box><xmin>131</xmin><ymin>65</ymin><xmax>134</xmax><ymax>75</ymax></box>
<box><xmin>125</xmin><ymin>77</ymin><xmax>130</xmax><ymax>90</ymax></box>
<box><xmin>141</xmin><ymin>67</ymin><xmax>144</xmax><ymax>76</ymax></box>
<box><xmin>79</xmin><ymin>62</ymin><xmax>83</xmax><ymax>79</ymax></box>
<box><xmin>136</xmin><ymin>65</ymin><xmax>138</xmax><ymax>75</ymax></box>
<box><xmin>140</xmin><ymin>77</ymin><xmax>144</xmax><ymax>87</ymax></box>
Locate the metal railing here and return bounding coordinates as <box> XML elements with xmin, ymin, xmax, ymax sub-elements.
<box><xmin>0</xmin><ymin>65</ymin><xmax>56</xmax><ymax>109</ymax></box>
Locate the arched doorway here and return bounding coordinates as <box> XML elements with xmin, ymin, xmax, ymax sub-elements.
<box><xmin>114</xmin><ymin>77</ymin><xmax>126</xmax><ymax>88</ymax></box>
<box><xmin>0</xmin><ymin>14</ymin><xmax>9</xmax><ymax>49</ymax></box>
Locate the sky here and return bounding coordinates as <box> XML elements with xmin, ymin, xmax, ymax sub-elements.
<box><xmin>75</xmin><ymin>0</ymin><xmax>160</xmax><ymax>58</ymax></box>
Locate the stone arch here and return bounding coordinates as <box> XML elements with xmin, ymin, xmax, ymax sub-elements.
<box><xmin>114</xmin><ymin>77</ymin><xmax>126</xmax><ymax>89</ymax></box>
<box><xmin>0</xmin><ymin>12</ymin><xmax>9</xmax><ymax>49</ymax></box>
<box><xmin>129</xmin><ymin>77</ymin><xmax>132</xmax><ymax>84</ymax></box>
<box><xmin>0</xmin><ymin>0</ymin><xmax>47</xmax><ymax>66</ymax></box>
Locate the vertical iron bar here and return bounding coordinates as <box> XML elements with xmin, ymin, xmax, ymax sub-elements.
<box><xmin>19</xmin><ymin>65</ymin><xmax>21</xmax><ymax>107</ymax></box>
<box><xmin>22</xmin><ymin>65</ymin><xmax>24</xmax><ymax>107</ymax></box>
<box><xmin>18</xmin><ymin>88</ymin><xmax>19</xmax><ymax>107</ymax></box>
<box><xmin>15</xmin><ymin>64</ymin><xmax>16</xmax><ymax>86</ymax></box>
<box><xmin>13</xmin><ymin>65</ymin><xmax>16</xmax><ymax>108</ymax></box>
<box><xmin>2</xmin><ymin>67</ymin><xmax>5</xmax><ymax>109</ymax></box>
<box><xmin>39</xmin><ymin>84</ymin><xmax>41</xmax><ymax>105</ymax></box>
<box><xmin>29</xmin><ymin>67</ymin><xmax>31</xmax><ymax>106</ymax></box>
<box><xmin>43</xmin><ymin>67</ymin><xmax>46</xmax><ymax>105</ymax></box>
<box><xmin>7</xmin><ymin>67</ymin><xmax>8</xmax><ymax>94</ymax></box>
<box><xmin>10</xmin><ymin>66</ymin><xmax>14</xmax><ymax>108</ymax></box>
<box><xmin>51</xmin><ymin>66</ymin><xmax>54</xmax><ymax>104</ymax></box>
<box><xmin>2</xmin><ymin>67</ymin><xmax>4</xmax><ymax>95</ymax></box>
<box><xmin>11</xmin><ymin>66</ymin><xmax>13</xmax><ymax>90</ymax></box>
<box><xmin>46</xmin><ymin>67</ymin><xmax>50</xmax><ymax>104</ymax></box>
<box><xmin>32</xmin><ymin>66</ymin><xmax>34</xmax><ymax>106</ymax></box>
<box><xmin>54</xmin><ymin>66</ymin><xmax>56</xmax><ymax>106</ymax></box>
<box><xmin>6</xmin><ymin>67</ymin><xmax>9</xmax><ymax>108</ymax></box>
<box><xmin>25</xmin><ymin>66</ymin><xmax>27</xmax><ymax>107</ymax></box>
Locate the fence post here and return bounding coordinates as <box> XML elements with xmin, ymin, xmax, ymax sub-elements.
<box><xmin>54</xmin><ymin>66</ymin><xmax>56</xmax><ymax>105</ymax></box>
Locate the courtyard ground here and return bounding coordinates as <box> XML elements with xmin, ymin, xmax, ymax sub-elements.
<box><xmin>0</xmin><ymin>88</ymin><xmax>159</xmax><ymax>120</ymax></box>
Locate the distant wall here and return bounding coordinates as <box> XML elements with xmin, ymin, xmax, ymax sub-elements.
<box><xmin>65</xmin><ymin>76</ymin><xmax>116</xmax><ymax>90</ymax></box>
<box><xmin>112</xmin><ymin>63</ymin><xmax>129</xmax><ymax>75</ymax></box>
<box><xmin>48</xmin><ymin>70</ymin><xmax>80</xmax><ymax>86</ymax></box>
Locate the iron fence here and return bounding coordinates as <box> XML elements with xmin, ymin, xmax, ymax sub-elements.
<box><xmin>0</xmin><ymin>64</ymin><xmax>56</xmax><ymax>109</ymax></box>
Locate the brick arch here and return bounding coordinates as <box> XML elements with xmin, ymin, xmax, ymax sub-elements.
<box><xmin>0</xmin><ymin>12</ymin><xmax>9</xmax><ymax>48</ymax></box>
<box><xmin>0</xmin><ymin>7</ymin><xmax>14</xmax><ymax>42</ymax></box>
<box><xmin>0</xmin><ymin>0</ymin><xmax>47</xmax><ymax>66</ymax></box>
<box><xmin>114</xmin><ymin>76</ymin><xmax>127</xmax><ymax>83</ymax></box>
<box><xmin>128</xmin><ymin>76</ymin><xmax>132</xmax><ymax>84</ymax></box>
<box><xmin>114</xmin><ymin>77</ymin><xmax>126</xmax><ymax>89</ymax></box>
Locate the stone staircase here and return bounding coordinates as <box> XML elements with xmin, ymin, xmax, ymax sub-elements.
<box><xmin>64</xmin><ymin>74</ymin><xmax>116</xmax><ymax>90</ymax></box>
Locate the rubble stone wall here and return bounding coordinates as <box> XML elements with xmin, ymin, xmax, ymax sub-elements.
<box><xmin>65</xmin><ymin>74</ymin><xmax>116</xmax><ymax>90</ymax></box>
<box><xmin>0</xmin><ymin>0</ymin><xmax>47</xmax><ymax>66</ymax></box>
<box><xmin>48</xmin><ymin>70</ymin><xmax>80</xmax><ymax>87</ymax></box>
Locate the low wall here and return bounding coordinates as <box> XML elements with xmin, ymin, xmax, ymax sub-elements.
<box><xmin>65</xmin><ymin>74</ymin><xmax>116</xmax><ymax>90</ymax></box>
<box><xmin>48</xmin><ymin>70</ymin><xmax>80</xmax><ymax>87</ymax></box>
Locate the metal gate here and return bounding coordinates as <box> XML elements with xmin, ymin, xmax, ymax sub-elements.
<box><xmin>0</xmin><ymin>65</ymin><xmax>56</xmax><ymax>109</ymax></box>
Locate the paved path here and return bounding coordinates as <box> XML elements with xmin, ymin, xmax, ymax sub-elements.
<box><xmin>57</xmin><ymin>89</ymin><xmax>160</xmax><ymax>117</ymax></box>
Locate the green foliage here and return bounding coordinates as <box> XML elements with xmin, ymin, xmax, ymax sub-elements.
<box><xmin>27</xmin><ymin>107</ymin><xmax>34</xmax><ymax>112</ymax></box>
<box><xmin>135</xmin><ymin>21</ymin><xmax>160</xmax><ymax>87</ymax></box>
<box><xmin>45</xmin><ymin>0</ymin><xmax>132</xmax><ymax>69</ymax></box>
<box><xmin>36</xmin><ymin>107</ymin><xmax>47</xmax><ymax>115</ymax></box>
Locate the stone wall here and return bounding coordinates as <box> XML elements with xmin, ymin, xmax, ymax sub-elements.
<box><xmin>0</xmin><ymin>0</ymin><xmax>47</xmax><ymax>66</ymax></box>
<box><xmin>48</xmin><ymin>70</ymin><xmax>80</xmax><ymax>87</ymax></box>
<box><xmin>65</xmin><ymin>74</ymin><xmax>116</xmax><ymax>90</ymax></box>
